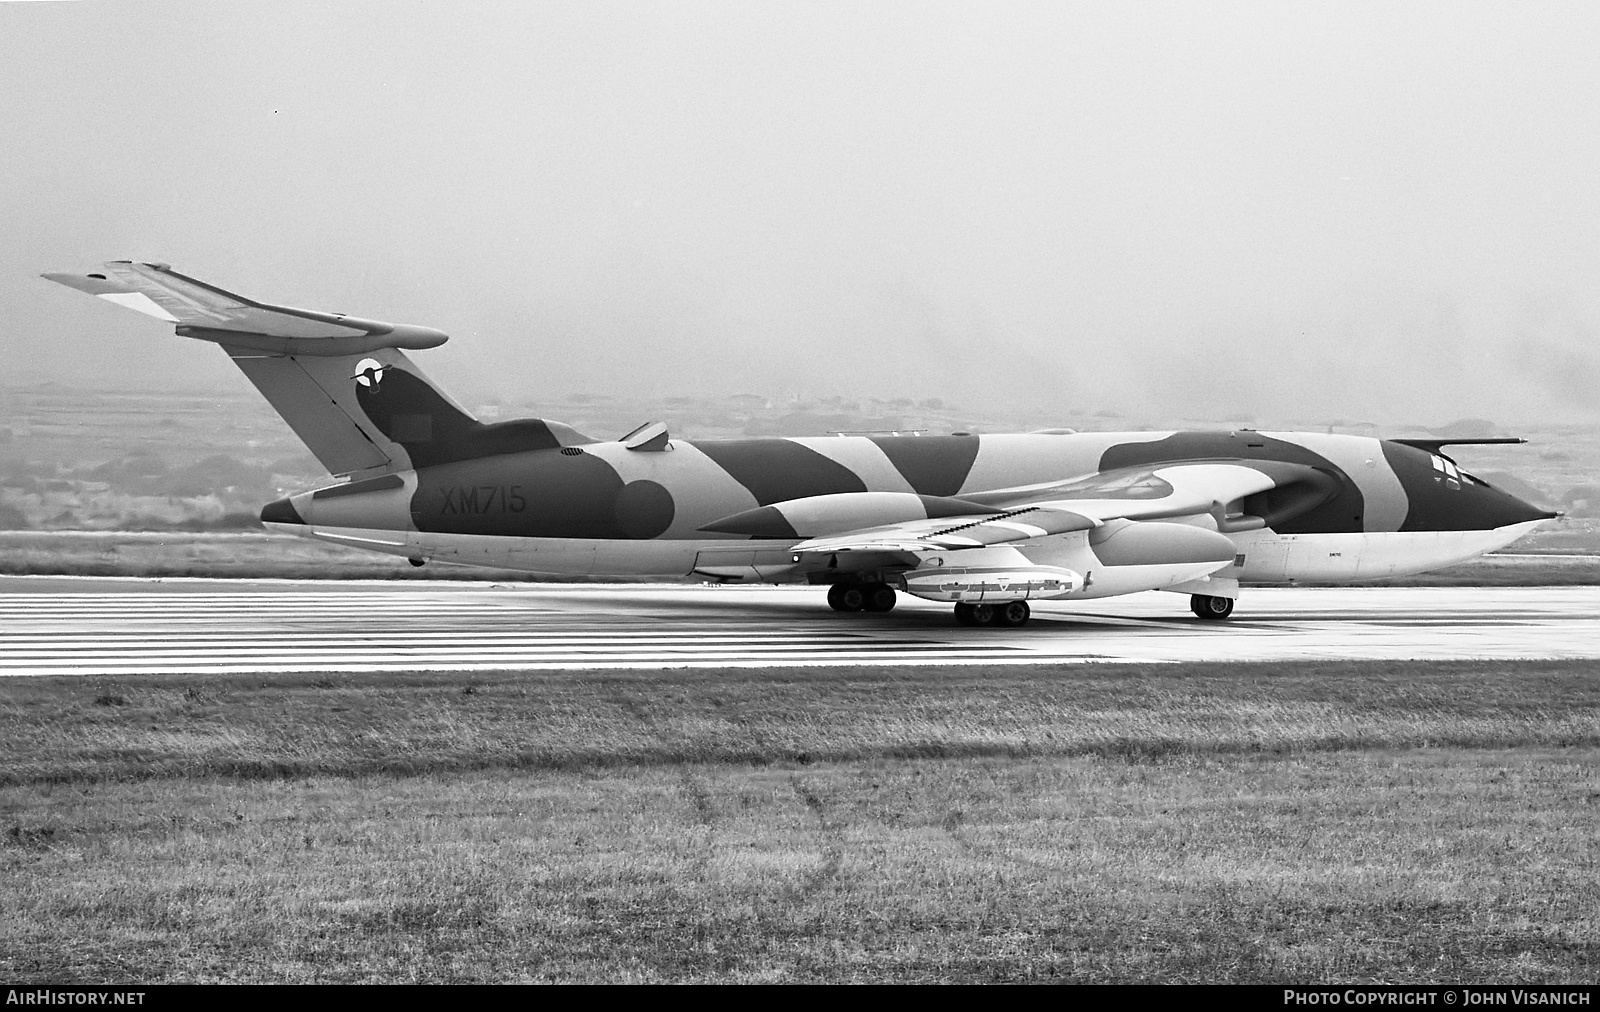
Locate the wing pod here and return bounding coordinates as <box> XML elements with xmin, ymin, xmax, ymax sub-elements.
<box><xmin>902</xmin><ymin>566</ymin><xmax>1083</xmax><ymax>602</ymax></box>
<box><xmin>1088</xmin><ymin>518</ymin><xmax>1239</xmax><ymax>567</ymax></box>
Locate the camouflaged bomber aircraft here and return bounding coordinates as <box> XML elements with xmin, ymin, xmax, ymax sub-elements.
<box><xmin>44</xmin><ymin>262</ymin><xmax>1558</xmax><ymax>627</ymax></box>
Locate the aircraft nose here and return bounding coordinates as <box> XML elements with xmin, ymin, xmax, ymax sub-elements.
<box><xmin>1382</xmin><ymin>441</ymin><xmax>1560</xmax><ymax>531</ymax></box>
<box><xmin>1500</xmin><ymin>493</ymin><xmax>1561</xmax><ymax>526</ymax></box>
<box><xmin>260</xmin><ymin>496</ymin><xmax>305</xmax><ymax>525</ymax></box>
<box><xmin>1452</xmin><ymin>474</ymin><xmax>1559</xmax><ymax>529</ymax></box>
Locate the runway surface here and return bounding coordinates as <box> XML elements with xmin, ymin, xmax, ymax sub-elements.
<box><xmin>2</xmin><ymin>577</ymin><xmax>1598</xmax><ymax>675</ymax></box>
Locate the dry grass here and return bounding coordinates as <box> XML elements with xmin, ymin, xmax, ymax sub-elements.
<box><xmin>2</xmin><ymin>662</ymin><xmax>1597</xmax><ymax>784</ymax></box>
<box><xmin>1390</xmin><ymin>554</ymin><xmax>1600</xmax><ymax>586</ymax></box>
<box><xmin>0</xmin><ymin>531</ymin><xmax>586</xmax><ymax>582</ymax></box>
<box><xmin>3</xmin><ymin>752</ymin><xmax>1596</xmax><ymax>982</ymax></box>
<box><xmin>2</xmin><ymin>661</ymin><xmax>1599</xmax><ymax>982</ymax></box>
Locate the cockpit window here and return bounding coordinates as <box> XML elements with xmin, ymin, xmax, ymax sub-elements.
<box><xmin>1431</xmin><ymin>455</ymin><xmax>1463</xmax><ymax>490</ymax></box>
<box><xmin>1426</xmin><ymin>452</ymin><xmax>1493</xmax><ymax>488</ymax></box>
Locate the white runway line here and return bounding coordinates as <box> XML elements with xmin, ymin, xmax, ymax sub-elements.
<box><xmin>0</xmin><ymin>589</ymin><xmax>1045</xmax><ymax>674</ymax></box>
<box><xmin>1</xmin><ymin>581</ymin><xmax>1598</xmax><ymax>674</ymax></box>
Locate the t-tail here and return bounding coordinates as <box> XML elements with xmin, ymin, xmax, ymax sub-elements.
<box><xmin>42</xmin><ymin>262</ymin><xmax>591</xmax><ymax>478</ymax></box>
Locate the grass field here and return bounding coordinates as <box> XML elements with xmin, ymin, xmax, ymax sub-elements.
<box><xmin>0</xmin><ymin>530</ymin><xmax>573</xmax><ymax>582</ymax></box>
<box><xmin>3</xmin><ymin>661</ymin><xmax>1598</xmax><ymax>982</ymax></box>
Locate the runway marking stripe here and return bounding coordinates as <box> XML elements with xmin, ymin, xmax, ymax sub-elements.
<box><xmin>0</xmin><ymin>659</ymin><xmax>1142</xmax><ymax>676</ymax></box>
<box><xmin>3</xmin><ymin>657</ymin><xmax>1036</xmax><ymax>669</ymax></box>
<box><xmin>2</xmin><ymin>646</ymin><xmax>975</xmax><ymax>657</ymax></box>
<box><xmin>6</xmin><ymin>602</ymin><xmax>1583</xmax><ymax>617</ymax></box>
<box><xmin>0</xmin><ymin>582</ymin><xmax>1058</xmax><ymax>674</ymax></box>
<box><xmin>0</xmin><ymin>634</ymin><xmax>981</xmax><ymax>640</ymax></box>
<box><xmin>4</xmin><ymin>657</ymin><xmax>1024</xmax><ymax>671</ymax></box>
<box><xmin>0</xmin><ymin>646</ymin><xmax>1032</xmax><ymax>660</ymax></box>
<box><xmin>3</xmin><ymin>585</ymin><xmax>1596</xmax><ymax>674</ymax></box>
<box><xmin>2</xmin><ymin>632</ymin><xmax>914</xmax><ymax>641</ymax></box>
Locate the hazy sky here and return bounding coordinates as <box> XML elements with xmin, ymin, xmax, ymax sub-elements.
<box><xmin>4</xmin><ymin>1</ymin><xmax>1599</xmax><ymax>427</ymax></box>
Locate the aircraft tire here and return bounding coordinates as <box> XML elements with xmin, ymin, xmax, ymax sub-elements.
<box><xmin>1190</xmin><ymin>594</ymin><xmax>1235</xmax><ymax>620</ymax></box>
<box><xmin>995</xmin><ymin>600</ymin><xmax>1030</xmax><ymax>627</ymax></box>
<box><xmin>862</xmin><ymin>583</ymin><xmax>897</xmax><ymax>613</ymax></box>
<box><xmin>954</xmin><ymin>602</ymin><xmax>996</xmax><ymax>627</ymax></box>
<box><xmin>828</xmin><ymin>583</ymin><xmax>865</xmax><ymax>612</ymax></box>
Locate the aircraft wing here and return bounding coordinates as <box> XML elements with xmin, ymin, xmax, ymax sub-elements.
<box><xmin>784</xmin><ymin>459</ymin><xmax>1336</xmax><ymax>555</ymax></box>
<box><xmin>964</xmin><ymin>460</ymin><xmax>1326</xmax><ymax>520</ymax></box>
<box><xmin>41</xmin><ymin>261</ymin><xmax>448</xmax><ymax>354</ymax></box>
<box><xmin>789</xmin><ymin>505</ymin><xmax>1100</xmax><ymax>554</ymax></box>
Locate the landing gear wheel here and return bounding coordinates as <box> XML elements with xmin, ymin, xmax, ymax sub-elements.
<box><xmin>954</xmin><ymin>602</ymin><xmax>996</xmax><ymax>627</ymax></box>
<box><xmin>828</xmin><ymin>583</ymin><xmax>866</xmax><ymax>612</ymax></box>
<box><xmin>862</xmin><ymin>583</ymin><xmax>897</xmax><ymax>613</ymax></box>
<box><xmin>1190</xmin><ymin>594</ymin><xmax>1235</xmax><ymax>620</ymax></box>
<box><xmin>995</xmin><ymin>600</ymin><xmax>1031</xmax><ymax>627</ymax></box>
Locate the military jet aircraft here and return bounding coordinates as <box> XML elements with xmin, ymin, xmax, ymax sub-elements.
<box><xmin>43</xmin><ymin>262</ymin><xmax>1557</xmax><ymax>627</ymax></box>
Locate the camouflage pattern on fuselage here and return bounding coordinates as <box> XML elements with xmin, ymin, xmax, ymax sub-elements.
<box><xmin>44</xmin><ymin>262</ymin><xmax>1556</xmax><ymax>604</ymax></box>
<box><xmin>262</xmin><ymin>358</ymin><xmax>1553</xmax><ymax>556</ymax></box>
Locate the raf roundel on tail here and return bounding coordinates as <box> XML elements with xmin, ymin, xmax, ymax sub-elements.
<box><xmin>353</xmin><ymin>359</ymin><xmax>385</xmax><ymax>390</ymax></box>
<box><xmin>43</xmin><ymin>262</ymin><xmax>1559</xmax><ymax>627</ymax></box>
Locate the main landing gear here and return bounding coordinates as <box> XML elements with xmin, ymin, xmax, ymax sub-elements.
<box><xmin>1190</xmin><ymin>594</ymin><xmax>1235</xmax><ymax>620</ymax></box>
<box><xmin>954</xmin><ymin>600</ymin><xmax>1030</xmax><ymax>628</ymax></box>
<box><xmin>826</xmin><ymin>583</ymin><xmax>1032</xmax><ymax>628</ymax></box>
<box><xmin>827</xmin><ymin>582</ymin><xmax>898</xmax><ymax>613</ymax></box>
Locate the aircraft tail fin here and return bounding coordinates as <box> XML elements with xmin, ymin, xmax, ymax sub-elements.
<box><xmin>224</xmin><ymin>345</ymin><xmax>465</xmax><ymax>477</ymax></box>
<box><xmin>43</xmin><ymin>262</ymin><xmax>586</xmax><ymax>477</ymax></box>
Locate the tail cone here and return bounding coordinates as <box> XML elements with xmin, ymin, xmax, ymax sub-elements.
<box><xmin>260</xmin><ymin>497</ymin><xmax>305</xmax><ymax>525</ymax></box>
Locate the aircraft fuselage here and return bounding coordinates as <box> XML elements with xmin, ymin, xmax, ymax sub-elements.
<box><xmin>262</xmin><ymin>428</ymin><xmax>1550</xmax><ymax>593</ymax></box>
<box><xmin>47</xmin><ymin>262</ymin><xmax>1557</xmax><ymax>624</ymax></box>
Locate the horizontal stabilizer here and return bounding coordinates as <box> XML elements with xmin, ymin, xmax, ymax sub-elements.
<box><xmin>42</xmin><ymin>261</ymin><xmax>448</xmax><ymax>356</ymax></box>
<box><xmin>42</xmin><ymin>261</ymin><xmax>487</xmax><ymax>477</ymax></box>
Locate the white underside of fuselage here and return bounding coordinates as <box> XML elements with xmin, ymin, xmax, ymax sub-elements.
<box><xmin>1222</xmin><ymin>521</ymin><xmax>1546</xmax><ymax>583</ymax></box>
<box><xmin>264</xmin><ymin>518</ymin><xmax>1548</xmax><ymax>600</ymax></box>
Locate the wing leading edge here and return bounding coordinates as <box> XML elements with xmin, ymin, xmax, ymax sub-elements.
<box><xmin>769</xmin><ymin>460</ymin><xmax>1335</xmax><ymax>555</ymax></box>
